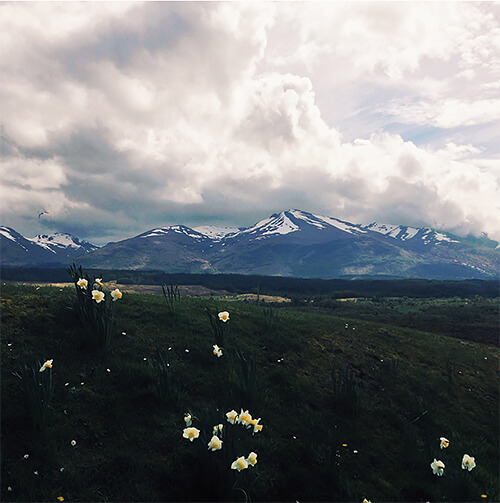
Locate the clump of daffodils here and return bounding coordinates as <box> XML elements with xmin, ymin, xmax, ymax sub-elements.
<box><xmin>218</xmin><ymin>311</ymin><xmax>229</xmax><ymax>322</ymax></box>
<box><xmin>39</xmin><ymin>359</ymin><xmax>53</xmax><ymax>372</ymax></box>
<box><xmin>183</xmin><ymin>427</ymin><xmax>200</xmax><ymax>442</ymax></box>
<box><xmin>431</xmin><ymin>458</ymin><xmax>445</xmax><ymax>476</ymax></box>
<box><xmin>213</xmin><ymin>344</ymin><xmax>223</xmax><ymax>357</ymax></box>
<box><xmin>462</xmin><ymin>454</ymin><xmax>476</xmax><ymax>471</ymax></box>
<box><xmin>440</xmin><ymin>437</ymin><xmax>450</xmax><ymax>449</ymax></box>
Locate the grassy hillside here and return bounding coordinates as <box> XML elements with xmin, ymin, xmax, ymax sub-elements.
<box><xmin>1</xmin><ymin>283</ymin><xmax>498</xmax><ymax>502</ymax></box>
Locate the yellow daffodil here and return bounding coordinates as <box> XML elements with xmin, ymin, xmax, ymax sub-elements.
<box><xmin>183</xmin><ymin>427</ymin><xmax>200</xmax><ymax>442</ymax></box>
<box><xmin>481</xmin><ymin>495</ymin><xmax>488</xmax><ymax>499</ymax></box>
<box><xmin>213</xmin><ymin>344</ymin><xmax>223</xmax><ymax>357</ymax></box>
<box><xmin>94</xmin><ymin>278</ymin><xmax>103</xmax><ymax>287</ymax></box>
<box><xmin>462</xmin><ymin>454</ymin><xmax>476</xmax><ymax>471</ymax></box>
<box><xmin>431</xmin><ymin>458</ymin><xmax>445</xmax><ymax>476</ymax></box>
<box><xmin>218</xmin><ymin>311</ymin><xmax>230</xmax><ymax>322</ymax></box>
<box><xmin>440</xmin><ymin>437</ymin><xmax>450</xmax><ymax>449</ymax></box>
<box><xmin>249</xmin><ymin>417</ymin><xmax>263</xmax><ymax>433</ymax></box>
<box><xmin>57</xmin><ymin>497</ymin><xmax>65</xmax><ymax>501</ymax></box>
<box><xmin>231</xmin><ymin>456</ymin><xmax>249</xmax><ymax>472</ymax></box>
<box><xmin>92</xmin><ymin>290</ymin><xmax>105</xmax><ymax>303</ymax></box>
<box><xmin>238</xmin><ymin>409</ymin><xmax>252</xmax><ymax>428</ymax></box>
<box><xmin>111</xmin><ymin>288</ymin><xmax>122</xmax><ymax>301</ymax></box>
<box><xmin>208</xmin><ymin>435</ymin><xmax>223</xmax><ymax>451</ymax></box>
<box><xmin>39</xmin><ymin>359</ymin><xmax>53</xmax><ymax>372</ymax></box>
<box><xmin>226</xmin><ymin>409</ymin><xmax>238</xmax><ymax>424</ymax></box>
<box><xmin>77</xmin><ymin>278</ymin><xmax>88</xmax><ymax>289</ymax></box>
<box><xmin>184</xmin><ymin>414</ymin><xmax>192</xmax><ymax>427</ymax></box>
<box><xmin>247</xmin><ymin>451</ymin><xmax>257</xmax><ymax>466</ymax></box>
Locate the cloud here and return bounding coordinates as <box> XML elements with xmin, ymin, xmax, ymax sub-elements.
<box><xmin>0</xmin><ymin>2</ymin><xmax>499</xmax><ymax>244</ymax></box>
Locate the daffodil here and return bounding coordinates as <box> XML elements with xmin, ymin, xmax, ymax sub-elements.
<box><xmin>431</xmin><ymin>458</ymin><xmax>445</xmax><ymax>476</ymax></box>
<box><xmin>247</xmin><ymin>451</ymin><xmax>257</xmax><ymax>466</ymax></box>
<box><xmin>208</xmin><ymin>435</ymin><xmax>223</xmax><ymax>451</ymax></box>
<box><xmin>111</xmin><ymin>288</ymin><xmax>122</xmax><ymax>301</ymax></box>
<box><xmin>71</xmin><ymin>440</ymin><xmax>77</xmax><ymax>446</ymax></box>
<box><xmin>77</xmin><ymin>278</ymin><xmax>88</xmax><ymax>289</ymax></box>
<box><xmin>249</xmin><ymin>417</ymin><xmax>263</xmax><ymax>433</ymax></box>
<box><xmin>238</xmin><ymin>409</ymin><xmax>252</xmax><ymax>428</ymax></box>
<box><xmin>213</xmin><ymin>344</ymin><xmax>223</xmax><ymax>357</ymax></box>
<box><xmin>231</xmin><ymin>456</ymin><xmax>249</xmax><ymax>472</ymax></box>
<box><xmin>57</xmin><ymin>497</ymin><xmax>65</xmax><ymax>501</ymax></box>
<box><xmin>213</xmin><ymin>424</ymin><xmax>223</xmax><ymax>435</ymax></box>
<box><xmin>226</xmin><ymin>409</ymin><xmax>238</xmax><ymax>424</ymax></box>
<box><xmin>183</xmin><ymin>427</ymin><xmax>200</xmax><ymax>442</ymax></box>
<box><xmin>218</xmin><ymin>311</ymin><xmax>230</xmax><ymax>322</ymax></box>
<box><xmin>92</xmin><ymin>290</ymin><xmax>105</xmax><ymax>303</ymax></box>
<box><xmin>94</xmin><ymin>278</ymin><xmax>103</xmax><ymax>287</ymax></box>
<box><xmin>440</xmin><ymin>437</ymin><xmax>450</xmax><ymax>449</ymax></box>
<box><xmin>39</xmin><ymin>359</ymin><xmax>53</xmax><ymax>372</ymax></box>
<box><xmin>184</xmin><ymin>414</ymin><xmax>192</xmax><ymax>427</ymax></box>
<box><xmin>362</xmin><ymin>499</ymin><xmax>372</xmax><ymax>503</ymax></box>
<box><xmin>462</xmin><ymin>454</ymin><xmax>476</xmax><ymax>471</ymax></box>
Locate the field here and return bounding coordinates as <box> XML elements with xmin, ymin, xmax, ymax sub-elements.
<box><xmin>1</xmin><ymin>279</ymin><xmax>498</xmax><ymax>502</ymax></box>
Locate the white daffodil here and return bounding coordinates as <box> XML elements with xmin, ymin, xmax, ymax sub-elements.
<box><xmin>362</xmin><ymin>499</ymin><xmax>372</xmax><ymax>503</ymax></box>
<box><xmin>218</xmin><ymin>311</ymin><xmax>230</xmax><ymax>322</ymax></box>
<box><xmin>208</xmin><ymin>435</ymin><xmax>223</xmax><ymax>451</ymax></box>
<box><xmin>92</xmin><ymin>290</ymin><xmax>105</xmax><ymax>303</ymax></box>
<box><xmin>238</xmin><ymin>409</ymin><xmax>252</xmax><ymax>428</ymax></box>
<box><xmin>111</xmin><ymin>288</ymin><xmax>122</xmax><ymax>301</ymax></box>
<box><xmin>247</xmin><ymin>451</ymin><xmax>257</xmax><ymax>466</ymax></box>
<box><xmin>184</xmin><ymin>414</ymin><xmax>192</xmax><ymax>427</ymax></box>
<box><xmin>231</xmin><ymin>456</ymin><xmax>249</xmax><ymax>472</ymax></box>
<box><xmin>39</xmin><ymin>359</ymin><xmax>53</xmax><ymax>372</ymax></box>
<box><xmin>462</xmin><ymin>454</ymin><xmax>476</xmax><ymax>471</ymax></box>
<box><xmin>183</xmin><ymin>427</ymin><xmax>200</xmax><ymax>442</ymax></box>
<box><xmin>249</xmin><ymin>417</ymin><xmax>263</xmax><ymax>434</ymax></box>
<box><xmin>94</xmin><ymin>278</ymin><xmax>103</xmax><ymax>287</ymax></box>
<box><xmin>440</xmin><ymin>437</ymin><xmax>450</xmax><ymax>449</ymax></box>
<box><xmin>77</xmin><ymin>278</ymin><xmax>88</xmax><ymax>289</ymax></box>
<box><xmin>431</xmin><ymin>458</ymin><xmax>445</xmax><ymax>476</ymax></box>
<box><xmin>71</xmin><ymin>440</ymin><xmax>77</xmax><ymax>446</ymax></box>
<box><xmin>213</xmin><ymin>344</ymin><xmax>223</xmax><ymax>357</ymax></box>
<box><xmin>226</xmin><ymin>409</ymin><xmax>238</xmax><ymax>424</ymax></box>
<box><xmin>213</xmin><ymin>424</ymin><xmax>223</xmax><ymax>436</ymax></box>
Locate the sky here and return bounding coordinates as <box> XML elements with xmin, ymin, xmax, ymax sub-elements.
<box><xmin>1</xmin><ymin>1</ymin><xmax>499</xmax><ymax>245</ymax></box>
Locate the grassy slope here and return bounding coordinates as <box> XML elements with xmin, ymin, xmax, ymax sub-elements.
<box><xmin>1</xmin><ymin>285</ymin><xmax>498</xmax><ymax>502</ymax></box>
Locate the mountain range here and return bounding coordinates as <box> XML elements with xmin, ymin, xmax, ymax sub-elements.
<box><xmin>1</xmin><ymin>210</ymin><xmax>499</xmax><ymax>279</ymax></box>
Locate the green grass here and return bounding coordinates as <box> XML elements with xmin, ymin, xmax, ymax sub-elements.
<box><xmin>1</xmin><ymin>284</ymin><xmax>498</xmax><ymax>502</ymax></box>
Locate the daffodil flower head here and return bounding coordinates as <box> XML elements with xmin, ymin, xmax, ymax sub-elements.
<box><xmin>226</xmin><ymin>409</ymin><xmax>238</xmax><ymax>424</ymax></box>
<box><xmin>183</xmin><ymin>427</ymin><xmax>200</xmax><ymax>442</ymax></box>
<box><xmin>94</xmin><ymin>278</ymin><xmax>103</xmax><ymax>287</ymax></box>
<box><xmin>213</xmin><ymin>424</ymin><xmax>223</xmax><ymax>435</ymax></box>
<box><xmin>218</xmin><ymin>311</ymin><xmax>229</xmax><ymax>322</ymax></box>
<box><xmin>111</xmin><ymin>288</ymin><xmax>122</xmax><ymax>301</ymax></box>
<box><xmin>92</xmin><ymin>290</ymin><xmax>105</xmax><ymax>303</ymax></box>
<box><xmin>77</xmin><ymin>278</ymin><xmax>88</xmax><ymax>289</ymax></box>
<box><xmin>247</xmin><ymin>451</ymin><xmax>257</xmax><ymax>466</ymax></box>
<box><xmin>184</xmin><ymin>414</ymin><xmax>192</xmax><ymax>427</ymax></box>
<box><xmin>208</xmin><ymin>435</ymin><xmax>223</xmax><ymax>451</ymax></box>
<box><xmin>238</xmin><ymin>409</ymin><xmax>252</xmax><ymax>427</ymax></box>
<box><xmin>362</xmin><ymin>499</ymin><xmax>372</xmax><ymax>503</ymax></box>
<box><xmin>39</xmin><ymin>359</ymin><xmax>53</xmax><ymax>372</ymax></box>
<box><xmin>213</xmin><ymin>344</ymin><xmax>223</xmax><ymax>357</ymax></box>
<box><xmin>71</xmin><ymin>440</ymin><xmax>77</xmax><ymax>446</ymax></box>
<box><xmin>249</xmin><ymin>417</ymin><xmax>263</xmax><ymax>433</ymax></box>
<box><xmin>462</xmin><ymin>454</ymin><xmax>476</xmax><ymax>471</ymax></box>
<box><xmin>440</xmin><ymin>437</ymin><xmax>450</xmax><ymax>449</ymax></box>
<box><xmin>231</xmin><ymin>456</ymin><xmax>249</xmax><ymax>472</ymax></box>
<box><xmin>57</xmin><ymin>497</ymin><xmax>65</xmax><ymax>502</ymax></box>
<box><xmin>431</xmin><ymin>458</ymin><xmax>445</xmax><ymax>476</ymax></box>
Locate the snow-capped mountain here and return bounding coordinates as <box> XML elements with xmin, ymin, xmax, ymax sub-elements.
<box><xmin>0</xmin><ymin>226</ymin><xmax>99</xmax><ymax>267</ymax></box>
<box><xmin>2</xmin><ymin>211</ymin><xmax>498</xmax><ymax>279</ymax></box>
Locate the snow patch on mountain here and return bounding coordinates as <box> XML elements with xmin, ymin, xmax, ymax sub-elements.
<box><xmin>364</xmin><ymin>222</ymin><xmax>459</xmax><ymax>244</ymax></box>
<box><xmin>30</xmin><ymin>233</ymin><xmax>99</xmax><ymax>252</ymax></box>
<box><xmin>140</xmin><ymin>225</ymin><xmax>207</xmax><ymax>240</ymax></box>
<box><xmin>194</xmin><ymin>225</ymin><xmax>240</xmax><ymax>240</ymax></box>
<box><xmin>0</xmin><ymin>227</ymin><xmax>17</xmax><ymax>242</ymax></box>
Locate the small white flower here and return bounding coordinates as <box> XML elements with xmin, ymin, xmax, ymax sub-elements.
<box><xmin>39</xmin><ymin>359</ymin><xmax>53</xmax><ymax>372</ymax></box>
<box><xmin>111</xmin><ymin>288</ymin><xmax>122</xmax><ymax>301</ymax></box>
<box><xmin>218</xmin><ymin>311</ymin><xmax>230</xmax><ymax>322</ymax></box>
<box><xmin>226</xmin><ymin>409</ymin><xmax>238</xmax><ymax>424</ymax></box>
<box><xmin>431</xmin><ymin>458</ymin><xmax>445</xmax><ymax>476</ymax></box>
<box><xmin>462</xmin><ymin>454</ymin><xmax>476</xmax><ymax>471</ymax></box>
<box><xmin>71</xmin><ymin>440</ymin><xmax>77</xmax><ymax>447</ymax></box>
<box><xmin>7</xmin><ymin>486</ymin><xmax>12</xmax><ymax>491</ymax></box>
<box><xmin>247</xmin><ymin>451</ymin><xmax>257</xmax><ymax>466</ymax></box>
<box><xmin>92</xmin><ymin>290</ymin><xmax>105</xmax><ymax>303</ymax></box>
<box><xmin>34</xmin><ymin>471</ymin><xmax>38</xmax><ymax>475</ymax></box>
<box><xmin>213</xmin><ymin>424</ymin><xmax>223</xmax><ymax>435</ymax></box>
<box><xmin>106</xmin><ymin>368</ymin><xmax>111</xmax><ymax>372</ymax></box>
<box><xmin>185</xmin><ymin>349</ymin><xmax>190</xmax><ymax>353</ymax></box>
<box><xmin>64</xmin><ymin>382</ymin><xmax>69</xmax><ymax>386</ymax></box>
<box><xmin>213</xmin><ymin>344</ymin><xmax>223</xmax><ymax>357</ymax></box>
<box><xmin>183</xmin><ymin>427</ymin><xmax>200</xmax><ymax>442</ymax></box>
<box><xmin>362</xmin><ymin>499</ymin><xmax>371</xmax><ymax>503</ymax></box>
<box><xmin>184</xmin><ymin>414</ymin><xmax>192</xmax><ymax>427</ymax></box>
<box><xmin>231</xmin><ymin>456</ymin><xmax>249</xmax><ymax>472</ymax></box>
<box><xmin>208</xmin><ymin>435</ymin><xmax>223</xmax><ymax>451</ymax></box>
<box><xmin>77</xmin><ymin>278</ymin><xmax>88</xmax><ymax>290</ymax></box>
<box><xmin>24</xmin><ymin>454</ymin><xmax>29</xmax><ymax>459</ymax></box>
<box><xmin>440</xmin><ymin>437</ymin><xmax>450</xmax><ymax>449</ymax></box>
<box><xmin>60</xmin><ymin>467</ymin><xmax>65</xmax><ymax>472</ymax></box>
